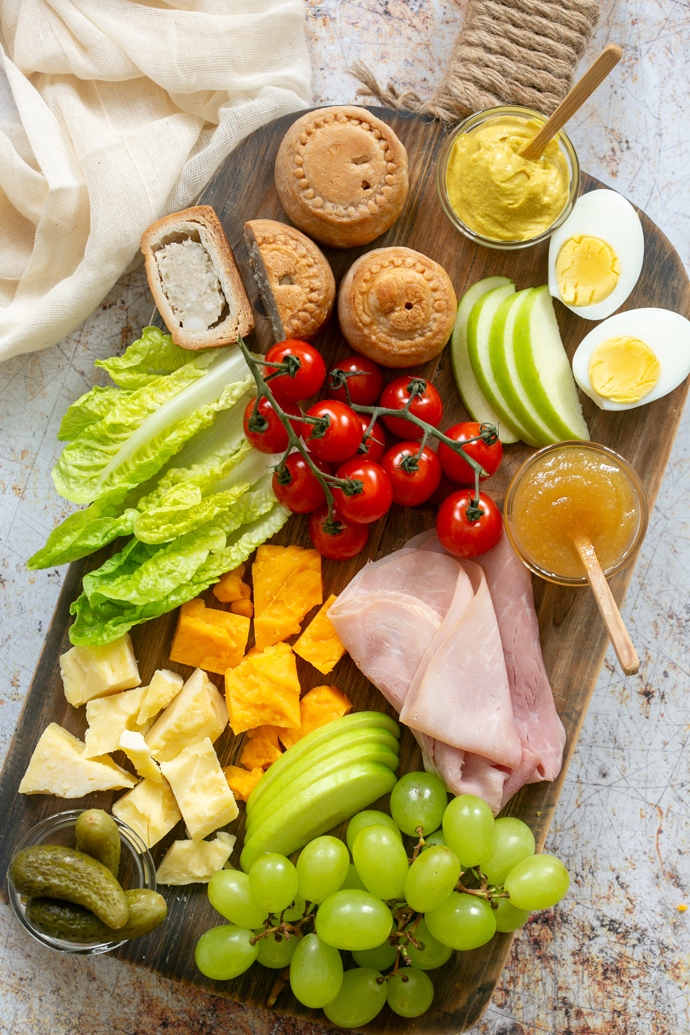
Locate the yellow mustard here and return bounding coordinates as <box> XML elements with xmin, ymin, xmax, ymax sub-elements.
<box><xmin>446</xmin><ymin>116</ymin><xmax>570</xmax><ymax>242</ymax></box>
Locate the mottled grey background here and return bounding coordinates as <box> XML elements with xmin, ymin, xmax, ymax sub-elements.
<box><xmin>1</xmin><ymin>2</ymin><xmax>689</xmax><ymax>1033</ymax></box>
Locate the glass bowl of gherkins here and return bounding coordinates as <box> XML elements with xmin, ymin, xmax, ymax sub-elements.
<box><xmin>6</xmin><ymin>809</ymin><xmax>164</xmax><ymax>955</ymax></box>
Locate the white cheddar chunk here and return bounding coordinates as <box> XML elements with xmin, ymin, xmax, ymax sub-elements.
<box><xmin>112</xmin><ymin>777</ymin><xmax>181</xmax><ymax>849</ymax></box>
<box><xmin>145</xmin><ymin>668</ymin><xmax>227</xmax><ymax>763</ymax></box>
<box><xmin>60</xmin><ymin>634</ymin><xmax>140</xmax><ymax>707</ymax></box>
<box><xmin>138</xmin><ymin>669</ymin><xmax>184</xmax><ymax>726</ymax></box>
<box><xmin>18</xmin><ymin>723</ymin><xmax>137</xmax><ymax>797</ymax></box>
<box><xmin>84</xmin><ymin>686</ymin><xmax>151</xmax><ymax>758</ymax></box>
<box><xmin>160</xmin><ymin>737</ymin><xmax>238</xmax><ymax>842</ymax></box>
<box><xmin>119</xmin><ymin>730</ymin><xmax>162</xmax><ymax>783</ymax></box>
<box><xmin>156</xmin><ymin>831</ymin><xmax>236</xmax><ymax>885</ymax></box>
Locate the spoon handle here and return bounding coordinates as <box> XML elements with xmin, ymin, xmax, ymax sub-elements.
<box><xmin>521</xmin><ymin>44</ymin><xmax>622</xmax><ymax>161</ymax></box>
<box><xmin>573</xmin><ymin>534</ymin><xmax>639</xmax><ymax>676</ymax></box>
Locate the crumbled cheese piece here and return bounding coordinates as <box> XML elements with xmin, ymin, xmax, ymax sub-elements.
<box><xmin>160</xmin><ymin>737</ymin><xmax>238</xmax><ymax>842</ymax></box>
<box><xmin>156</xmin><ymin>831</ymin><xmax>236</xmax><ymax>885</ymax></box>
<box><xmin>18</xmin><ymin>723</ymin><xmax>137</xmax><ymax>797</ymax></box>
<box><xmin>83</xmin><ymin>685</ymin><xmax>150</xmax><ymax>758</ymax></box>
<box><xmin>239</xmin><ymin>725</ymin><xmax>283</xmax><ymax>769</ymax></box>
<box><xmin>252</xmin><ymin>545</ymin><xmax>322</xmax><ymax>650</ymax></box>
<box><xmin>119</xmin><ymin>730</ymin><xmax>162</xmax><ymax>783</ymax></box>
<box><xmin>169</xmin><ymin>597</ymin><xmax>250</xmax><ymax>674</ymax></box>
<box><xmin>279</xmin><ymin>684</ymin><xmax>352</xmax><ymax>749</ymax></box>
<box><xmin>112</xmin><ymin>777</ymin><xmax>181</xmax><ymax>849</ymax></box>
<box><xmin>138</xmin><ymin>669</ymin><xmax>184</xmax><ymax>726</ymax></box>
<box><xmin>156</xmin><ymin>239</ymin><xmax>224</xmax><ymax>333</ymax></box>
<box><xmin>145</xmin><ymin>667</ymin><xmax>227</xmax><ymax>762</ymax></box>
<box><xmin>224</xmin><ymin>642</ymin><xmax>301</xmax><ymax>734</ymax></box>
<box><xmin>293</xmin><ymin>594</ymin><xmax>346</xmax><ymax>674</ymax></box>
<box><xmin>60</xmin><ymin>634</ymin><xmax>140</xmax><ymax>707</ymax></box>
<box><xmin>223</xmin><ymin>765</ymin><xmax>264</xmax><ymax>802</ymax></box>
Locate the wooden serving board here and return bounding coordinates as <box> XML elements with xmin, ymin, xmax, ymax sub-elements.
<box><xmin>1</xmin><ymin>108</ymin><xmax>689</xmax><ymax>1034</ymax></box>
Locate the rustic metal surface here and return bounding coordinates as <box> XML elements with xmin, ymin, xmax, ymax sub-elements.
<box><xmin>0</xmin><ymin>1</ymin><xmax>689</xmax><ymax>1033</ymax></box>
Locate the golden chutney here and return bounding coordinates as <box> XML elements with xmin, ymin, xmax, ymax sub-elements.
<box><xmin>446</xmin><ymin>116</ymin><xmax>570</xmax><ymax>242</ymax></box>
<box><xmin>509</xmin><ymin>446</ymin><xmax>641</xmax><ymax>579</ymax></box>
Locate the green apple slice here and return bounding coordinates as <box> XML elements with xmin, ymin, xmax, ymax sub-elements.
<box><xmin>451</xmin><ymin>276</ymin><xmax>519</xmax><ymax>445</ymax></box>
<box><xmin>513</xmin><ymin>287</ymin><xmax>590</xmax><ymax>441</ymax></box>
<box><xmin>466</xmin><ymin>283</ymin><xmax>532</xmax><ymax>444</ymax></box>
<box><xmin>245</xmin><ymin>730</ymin><xmax>400</xmax><ymax>835</ymax></box>
<box><xmin>246</xmin><ymin>711</ymin><xmax>399</xmax><ymax>814</ymax></box>
<box><xmin>240</xmin><ymin>762</ymin><xmax>398</xmax><ymax>872</ymax></box>
<box><xmin>489</xmin><ymin>290</ymin><xmax>559</xmax><ymax>447</ymax></box>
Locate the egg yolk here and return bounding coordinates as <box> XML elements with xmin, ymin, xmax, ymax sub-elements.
<box><xmin>556</xmin><ymin>236</ymin><xmax>620</xmax><ymax>306</ymax></box>
<box><xmin>589</xmin><ymin>337</ymin><xmax>660</xmax><ymax>404</ymax></box>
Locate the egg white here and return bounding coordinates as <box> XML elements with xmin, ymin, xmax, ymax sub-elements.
<box><xmin>548</xmin><ymin>190</ymin><xmax>644</xmax><ymax>321</ymax></box>
<box><xmin>572</xmin><ymin>308</ymin><xmax>690</xmax><ymax>411</ymax></box>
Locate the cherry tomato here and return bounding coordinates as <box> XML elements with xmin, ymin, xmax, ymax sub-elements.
<box><xmin>304</xmin><ymin>400</ymin><xmax>362</xmax><ymax>463</ymax></box>
<box><xmin>341</xmin><ymin>415</ymin><xmax>386</xmax><ymax>466</ymax></box>
<box><xmin>436</xmin><ymin>490</ymin><xmax>503</xmax><ymax>558</ymax></box>
<box><xmin>379</xmin><ymin>377</ymin><xmax>443</xmax><ymax>440</ymax></box>
<box><xmin>263</xmin><ymin>340</ymin><xmax>326</xmax><ymax>402</ymax></box>
<box><xmin>243</xmin><ymin>396</ymin><xmax>303</xmax><ymax>454</ymax></box>
<box><xmin>272</xmin><ymin>451</ymin><xmax>332</xmax><ymax>513</ymax></box>
<box><xmin>438</xmin><ymin>422</ymin><xmax>503</xmax><ymax>485</ymax></box>
<box><xmin>327</xmin><ymin>355</ymin><xmax>384</xmax><ymax>406</ymax></box>
<box><xmin>332</xmin><ymin>459</ymin><xmax>393</xmax><ymax>525</ymax></box>
<box><xmin>309</xmin><ymin>504</ymin><xmax>370</xmax><ymax>560</ymax></box>
<box><xmin>381</xmin><ymin>441</ymin><xmax>442</xmax><ymax>507</ymax></box>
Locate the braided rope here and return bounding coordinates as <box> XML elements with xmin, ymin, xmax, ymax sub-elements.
<box><xmin>350</xmin><ymin>0</ymin><xmax>601</xmax><ymax>124</ymax></box>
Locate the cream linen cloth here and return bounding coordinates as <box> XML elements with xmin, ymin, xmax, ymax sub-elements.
<box><xmin>0</xmin><ymin>0</ymin><xmax>312</xmax><ymax>363</ymax></box>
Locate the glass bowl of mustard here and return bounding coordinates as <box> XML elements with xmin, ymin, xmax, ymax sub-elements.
<box><xmin>504</xmin><ymin>441</ymin><xmax>648</xmax><ymax>586</ymax></box>
<box><xmin>436</xmin><ymin>105</ymin><xmax>581</xmax><ymax>250</ymax></box>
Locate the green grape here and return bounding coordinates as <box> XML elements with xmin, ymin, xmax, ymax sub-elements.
<box><xmin>254</xmin><ymin>929</ymin><xmax>301</xmax><ymax>968</ymax></box>
<box><xmin>493</xmin><ymin>898</ymin><xmax>530</xmax><ymax>933</ymax></box>
<box><xmin>296</xmin><ymin>836</ymin><xmax>349</xmax><ymax>904</ymax></box>
<box><xmin>323</xmin><ymin>968</ymin><xmax>388</xmax><ymax>1028</ymax></box>
<box><xmin>289</xmin><ymin>933</ymin><xmax>343</xmax><ymax>1008</ymax></box>
<box><xmin>404</xmin><ymin>845</ymin><xmax>461</xmax><ymax>912</ymax></box>
<box><xmin>422</xmin><ymin>829</ymin><xmax>447</xmax><ymax>850</ymax></box>
<box><xmin>352</xmin><ymin>825</ymin><xmax>409</xmax><ymax>901</ymax></box>
<box><xmin>195</xmin><ymin>925</ymin><xmax>258</xmax><ymax>980</ymax></box>
<box><xmin>390</xmin><ymin>772</ymin><xmax>448</xmax><ymax>836</ymax></box>
<box><xmin>387</xmin><ymin>966</ymin><xmax>434</xmax><ymax>1017</ymax></box>
<box><xmin>504</xmin><ymin>854</ymin><xmax>570</xmax><ymax>910</ymax></box>
<box><xmin>249</xmin><ymin>853</ymin><xmax>298</xmax><ymax>913</ymax></box>
<box><xmin>442</xmin><ymin>794</ymin><xmax>495</xmax><ymax>867</ymax></box>
<box><xmin>481</xmin><ymin>817</ymin><xmax>535</xmax><ymax>885</ymax></box>
<box><xmin>340</xmin><ymin>863</ymin><xmax>367</xmax><ymax>892</ymax></box>
<box><xmin>315</xmin><ymin>890</ymin><xmax>394</xmax><ymax>951</ymax></box>
<box><xmin>404</xmin><ymin>917</ymin><xmax>453</xmax><ymax>970</ymax></box>
<box><xmin>280</xmin><ymin>893</ymin><xmax>307</xmax><ymax>922</ymax></box>
<box><xmin>346</xmin><ymin>810</ymin><xmax>403</xmax><ymax>852</ymax></box>
<box><xmin>207</xmin><ymin>870</ymin><xmax>269</xmax><ymax>928</ymax></box>
<box><xmin>425</xmin><ymin>891</ymin><xmax>496</xmax><ymax>950</ymax></box>
<box><xmin>352</xmin><ymin>940</ymin><xmax>398</xmax><ymax>971</ymax></box>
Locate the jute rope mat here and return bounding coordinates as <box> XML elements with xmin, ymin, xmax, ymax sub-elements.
<box><xmin>352</xmin><ymin>0</ymin><xmax>601</xmax><ymax>123</ymax></box>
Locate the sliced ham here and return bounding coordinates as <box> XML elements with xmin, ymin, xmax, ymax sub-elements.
<box><xmin>415</xmin><ymin>732</ymin><xmax>509</xmax><ymax>815</ymax></box>
<box><xmin>400</xmin><ymin>559</ymin><xmax>522</xmax><ymax>768</ymax></box>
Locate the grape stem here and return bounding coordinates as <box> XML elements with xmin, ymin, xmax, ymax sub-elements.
<box><xmin>409</xmin><ymin>827</ymin><xmax>426</xmax><ymax>863</ymax></box>
<box><xmin>455</xmin><ymin>865</ymin><xmax>510</xmax><ymax>902</ymax></box>
<box><xmin>236</xmin><ymin>335</ymin><xmax>497</xmax><ymax>533</ymax></box>
<box><xmin>266</xmin><ymin>968</ymin><xmax>290</xmax><ymax>1008</ymax></box>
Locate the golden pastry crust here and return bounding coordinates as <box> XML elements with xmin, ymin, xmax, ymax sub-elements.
<box><xmin>274</xmin><ymin>106</ymin><xmax>409</xmax><ymax>249</ymax></box>
<box><xmin>337</xmin><ymin>247</ymin><xmax>457</xmax><ymax>368</ymax></box>
<box><xmin>244</xmin><ymin>219</ymin><xmax>335</xmax><ymax>343</ymax></box>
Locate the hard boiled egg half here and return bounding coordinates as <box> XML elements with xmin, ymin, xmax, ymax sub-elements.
<box><xmin>572</xmin><ymin>308</ymin><xmax>690</xmax><ymax>411</ymax></box>
<box><xmin>548</xmin><ymin>190</ymin><xmax>644</xmax><ymax>321</ymax></box>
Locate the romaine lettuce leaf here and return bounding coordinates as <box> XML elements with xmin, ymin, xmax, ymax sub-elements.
<box><xmin>58</xmin><ymin>386</ymin><xmax>128</xmax><ymax>442</ymax></box>
<box><xmin>53</xmin><ymin>347</ymin><xmax>253</xmax><ymax>504</ymax></box>
<box><xmin>95</xmin><ymin>326</ymin><xmax>194</xmax><ymax>389</ymax></box>
<box><xmin>68</xmin><ymin>499</ymin><xmax>290</xmax><ymax>645</ymax></box>
<box><xmin>27</xmin><ymin>489</ymin><xmax>140</xmax><ymax>569</ymax></box>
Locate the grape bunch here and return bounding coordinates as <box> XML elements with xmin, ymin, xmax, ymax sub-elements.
<box><xmin>195</xmin><ymin>773</ymin><xmax>571</xmax><ymax>1027</ymax></box>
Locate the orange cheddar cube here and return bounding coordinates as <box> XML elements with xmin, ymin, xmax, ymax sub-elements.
<box><xmin>293</xmin><ymin>594</ymin><xmax>346</xmax><ymax>675</ymax></box>
<box><xmin>253</xmin><ymin>545</ymin><xmax>322</xmax><ymax>650</ymax></box>
<box><xmin>169</xmin><ymin>598</ymin><xmax>250</xmax><ymax>674</ymax></box>
<box><xmin>279</xmin><ymin>684</ymin><xmax>352</xmax><ymax>749</ymax></box>
<box><xmin>225</xmin><ymin>642</ymin><xmax>301</xmax><ymax>735</ymax></box>
<box><xmin>231</xmin><ymin>599</ymin><xmax>254</xmax><ymax>619</ymax></box>
<box><xmin>213</xmin><ymin>565</ymin><xmax>247</xmax><ymax>603</ymax></box>
<box><xmin>223</xmin><ymin>765</ymin><xmax>264</xmax><ymax>802</ymax></box>
<box><xmin>240</xmin><ymin>725</ymin><xmax>283</xmax><ymax>769</ymax></box>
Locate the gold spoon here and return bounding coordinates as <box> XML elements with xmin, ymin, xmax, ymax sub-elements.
<box><xmin>573</xmin><ymin>534</ymin><xmax>639</xmax><ymax>676</ymax></box>
<box><xmin>521</xmin><ymin>44</ymin><xmax>622</xmax><ymax>162</ymax></box>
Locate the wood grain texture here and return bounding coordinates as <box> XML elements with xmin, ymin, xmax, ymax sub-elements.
<box><xmin>0</xmin><ymin>108</ymin><xmax>688</xmax><ymax>1035</ymax></box>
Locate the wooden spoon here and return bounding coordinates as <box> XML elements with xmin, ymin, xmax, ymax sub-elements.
<box><xmin>520</xmin><ymin>43</ymin><xmax>622</xmax><ymax>161</ymax></box>
<box><xmin>573</xmin><ymin>534</ymin><xmax>639</xmax><ymax>676</ymax></box>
